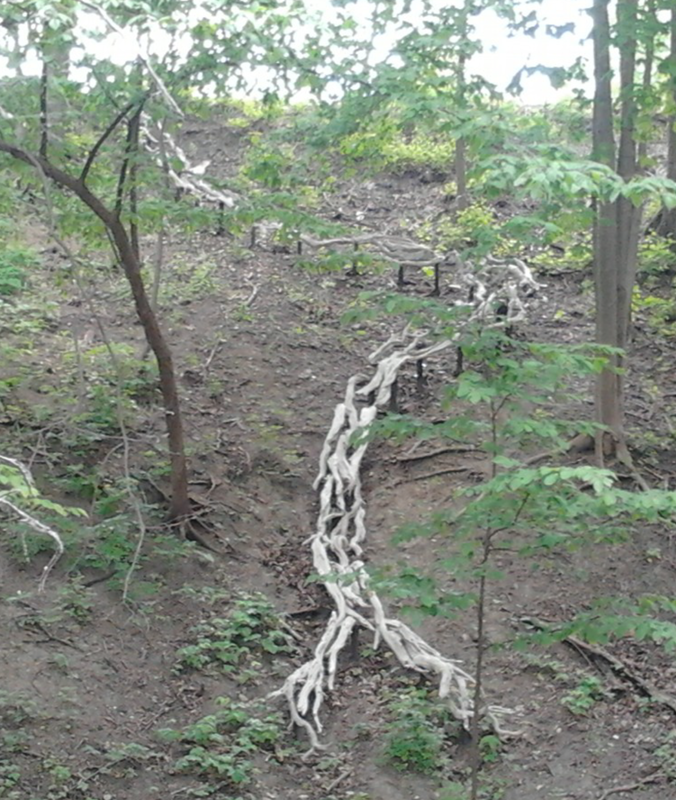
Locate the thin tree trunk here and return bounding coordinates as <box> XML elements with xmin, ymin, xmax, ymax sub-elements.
<box><xmin>615</xmin><ymin>0</ymin><xmax>641</xmax><ymax>349</ymax></box>
<box><xmin>455</xmin><ymin>134</ymin><xmax>468</xmax><ymax>211</ymax></box>
<box><xmin>592</xmin><ymin>0</ymin><xmax>623</xmax><ymax>457</ymax></box>
<box><xmin>0</xmin><ymin>141</ymin><xmax>192</xmax><ymax>521</ymax></box>
<box><xmin>455</xmin><ymin>18</ymin><xmax>469</xmax><ymax>211</ymax></box>
<box><xmin>637</xmin><ymin>0</ymin><xmax>656</xmax><ymax>171</ymax></box>
<box><xmin>656</xmin><ymin>7</ymin><xmax>676</xmax><ymax>240</ymax></box>
<box><xmin>105</xmin><ymin>214</ymin><xmax>191</xmax><ymax>521</ymax></box>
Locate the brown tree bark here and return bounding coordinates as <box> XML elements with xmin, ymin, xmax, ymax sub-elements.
<box><xmin>0</xmin><ymin>140</ymin><xmax>192</xmax><ymax>522</ymax></box>
<box><xmin>655</xmin><ymin>6</ymin><xmax>676</xmax><ymax>240</ymax></box>
<box><xmin>591</xmin><ymin>0</ymin><xmax>642</xmax><ymax>463</ymax></box>
<box><xmin>592</xmin><ymin>0</ymin><xmax>623</xmax><ymax>458</ymax></box>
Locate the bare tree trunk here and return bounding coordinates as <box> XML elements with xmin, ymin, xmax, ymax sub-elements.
<box><xmin>614</xmin><ymin>0</ymin><xmax>641</xmax><ymax>456</ymax></box>
<box><xmin>655</xmin><ymin>7</ymin><xmax>676</xmax><ymax>240</ymax></box>
<box><xmin>592</xmin><ymin>0</ymin><xmax>623</xmax><ymax>457</ymax></box>
<box><xmin>615</xmin><ymin>0</ymin><xmax>641</xmax><ymax>342</ymax></box>
<box><xmin>591</xmin><ymin>0</ymin><xmax>643</xmax><ymax>462</ymax></box>
<box><xmin>0</xmin><ymin>141</ymin><xmax>192</xmax><ymax>522</ymax></box>
<box><xmin>454</xmin><ymin>20</ymin><xmax>469</xmax><ymax>211</ymax></box>
<box><xmin>455</xmin><ymin>134</ymin><xmax>468</xmax><ymax>211</ymax></box>
<box><xmin>105</xmin><ymin>214</ymin><xmax>191</xmax><ymax>521</ymax></box>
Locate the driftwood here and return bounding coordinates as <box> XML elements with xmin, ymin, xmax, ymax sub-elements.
<box><xmin>0</xmin><ymin>455</ymin><xmax>65</xmax><ymax>590</ymax></box>
<box><xmin>271</xmin><ymin>256</ymin><xmax>543</xmax><ymax>752</ymax></box>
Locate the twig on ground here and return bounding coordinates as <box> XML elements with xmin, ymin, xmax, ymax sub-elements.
<box><xmin>597</xmin><ymin>769</ymin><xmax>664</xmax><ymax>800</ymax></box>
<box><xmin>398</xmin><ymin>465</ymin><xmax>472</xmax><ymax>484</ymax></box>
<box><xmin>396</xmin><ymin>445</ymin><xmax>477</xmax><ymax>463</ymax></box>
<box><xmin>245</xmin><ymin>283</ymin><xmax>259</xmax><ymax>307</ymax></box>
<box><xmin>325</xmin><ymin>769</ymin><xmax>352</xmax><ymax>793</ymax></box>
<box><xmin>204</xmin><ymin>338</ymin><xmax>225</xmax><ymax>375</ymax></box>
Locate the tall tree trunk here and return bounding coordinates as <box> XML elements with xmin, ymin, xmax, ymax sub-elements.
<box><xmin>655</xmin><ymin>6</ymin><xmax>676</xmax><ymax>240</ymax></box>
<box><xmin>615</xmin><ymin>0</ymin><xmax>641</xmax><ymax>352</ymax></box>
<box><xmin>591</xmin><ymin>0</ymin><xmax>643</xmax><ymax>462</ymax></box>
<box><xmin>637</xmin><ymin>0</ymin><xmax>656</xmax><ymax>171</ymax></box>
<box><xmin>592</xmin><ymin>0</ymin><xmax>623</xmax><ymax>457</ymax></box>
<box><xmin>454</xmin><ymin>15</ymin><xmax>469</xmax><ymax>211</ymax></box>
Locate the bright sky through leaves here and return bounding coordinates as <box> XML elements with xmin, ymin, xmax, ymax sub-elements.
<box><xmin>0</xmin><ymin>0</ymin><xmax>593</xmax><ymax>105</ymax></box>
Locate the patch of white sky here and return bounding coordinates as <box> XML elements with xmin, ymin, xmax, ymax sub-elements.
<box><xmin>1</xmin><ymin>0</ymin><xmax>593</xmax><ymax>106</ymax></box>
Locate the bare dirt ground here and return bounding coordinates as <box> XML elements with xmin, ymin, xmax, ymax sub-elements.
<box><xmin>2</xmin><ymin>113</ymin><xmax>676</xmax><ymax>800</ymax></box>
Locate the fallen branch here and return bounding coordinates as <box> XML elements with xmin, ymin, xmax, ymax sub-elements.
<box><xmin>521</xmin><ymin>616</ymin><xmax>676</xmax><ymax>716</ymax></box>
<box><xmin>597</xmin><ymin>769</ymin><xmax>664</xmax><ymax>800</ymax></box>
<box><xmin>398</xmin><ymin>465</ymin><xmax>472</xmax><ymax>484</ymax></box>
<box><xmin>396</xmin><ymin>445</ymin><xmax>477</xmax><ymax>463</ymax></box>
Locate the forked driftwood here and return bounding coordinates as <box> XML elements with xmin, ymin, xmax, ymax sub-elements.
<box><xmin>0</xmin><ymin>455</ymin><xmax>64</xmax><ymax>590</ymax></box>
<box><xmin>272</xmin><ymin>258</ymin><xmax>543</xmax><ymax>752</ymax></box>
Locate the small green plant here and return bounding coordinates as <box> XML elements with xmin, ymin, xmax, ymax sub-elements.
<box><xmin>632</xmin><ymin>287</ymin><xmax>676</xmax><ymax>336</ymax></box>
<box><xmin>479</xmin><ymin>734</ymin><xmax>502</xmax><ymax>764</ymax></box>
<box><xmin>418</xmin><ymin>201</ymin><xmax>499</xmax><ymax>255</ymax></box>
<box><xmin>175</xmin><ymin>591</ymin><xmax>292</xmax><ymax>675</ymax></box>
<box><xmin>0</xmin><ymin>760</ymin><xmax>21</xmax><ymax>794</ymax></box>
<box><xmin>561</xmin><ymin>675</ymin><xmax>607</xmax><ymax>716</ymax></box>
<box><xmin>55</xmin><ymin>577</ymin><xmax>94</xmax><ymax>622</ymax></box>
<box><xmin>440</xmin><ymin>783</ymin><xmax>470</xmax><ymax>800</ymax></box>
<box><xmin>638</xmin><ymin>232</ymin><xmax>675</xmax><ymax>278</ymax></box>
<box><xmin>0</xmin><ymin>244</ymin><xmax>38</xmax><ymax>295</ymax></box>
<box><xmin>0</xmin><ymin>691</ymin><xmax>38</xmax><ymax>726</ymax></box>
<box><xmin>158</xmin><ymin>698</ymin><xmax>282</xmax><ymax>787</ymax></box>
<box><xmin>176</xmin><ymin>584</ymin><xmax>232</xmax><ymax>606</ymax></box>
<box><xmin>383</xmin><ymin>686</ymin><xmax>455</xmax><ymax>774</ymax></box>
<box><xmin>654</xmin><ymin>731</ymin><xmax>676</xmax><ymax>778</ymax></box>
<box><xmin>380</xmin><ymin>132</ymin><xmax>455</xmax><ymax>173</ymax></box>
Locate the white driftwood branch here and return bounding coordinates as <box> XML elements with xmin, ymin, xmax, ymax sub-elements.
<box><xmin>0</xmin><ymin>456</ymin><xmax>65</xmax><ymax>590</ymax></box>
<box><xmin>273</xmin><ymin>255</ymin><xmax>541</xmax><ymax>750</ymax></box>
<box><xmin>0</xmin><ymin>502</ymin><xmax>63</xmax><ymax>592</ymax></box>
<box><xmin>300</xmin><ymin>232</ymin><xmax>442</xmax><ymax>266</ymax></box>
<box><xmin>142</xmin><ymin>125</ymin><xmax>239</xmax><ymax>208</ymax></box>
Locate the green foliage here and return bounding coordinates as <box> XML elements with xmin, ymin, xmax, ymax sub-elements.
<box><xmin>632</xmin><ymin>288</ymin><xmax>676</xmax><ymax>337</ymax></box>
<box><xmin>355</xmin><ymin>293</ymin><xmax>676</xmax><ymax>735</ymax></box>
<box><xmin>158</xmin><ymin>698</ymin><xmax>282</xmax><ymax>786</ymax></box>
<box><xmin>383</xmin><ymin>686</ymin><xmax>455</xmax><ymax>774</ymax></box>
<box><xmin>419</xmin><ymin>201</ymin><xmax>498</xmax><ymax>255</ymax></box>
<box><xmin>4</xmin><ymin>462</ymin><xmax>84</xmax><ymax>525</ymax></box>
<box><xmin>339</xmin><ymin>124</ymin><xmax>454</xmax><ymax>173</ymax></box>
<box><xmin>61</xmin><ymin>343</ymin><xmax>160</xmax><ymax>435</ymax></box>
<box><xmin>561</xmin><ymin>676</ymin><xmax>607</xmax><ymax>716</ymax></box>
<box><xmin>638</xmin><ymin>233</ymin><xmax>676</xmax><ymax>278</ymax></box>
<box><xmin>0</xmin><ymin>691</ymin><xmax>37</xmax><ymax>726</ymax></box>
<box><xmin>175</xmin><ymin>592</ymin><xmax>292</xmax><ymax>676</ymax></box>
<box><xmin>479</xmin><ymin>735</ymin><xmax>502</xmax><ymax>764</ymax></box>
<box><xmin>0</xmin><ymin>245</ymin><xmax>37</xmax><ymax>296</ymax></box>
<box><xmin>654</xmin><ymin>732</ymin><xmax>676</xmax><ymax>779</ymax></box>
<box><xmin>0</xmin><ymin>759</ymin><xmax>21</xmax><ymax>795</ymax></box>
